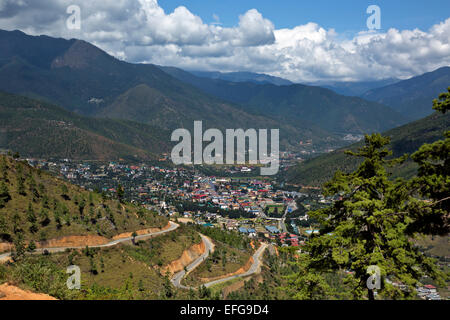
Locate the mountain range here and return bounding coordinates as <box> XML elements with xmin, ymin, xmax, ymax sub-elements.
<box><xmin>190</xmin><ymin>70</ymin><xmax>294</xmax><ymax>86</ymax></box>
<box><xmin>0</xmin><ymin>29</ymin><xmax>447</xmax><ymax>162</ymax></box>
<box><xmin>362</xmin><ymin>66</ymin><xmax>450</xmax><ymax>120</ymax></box>
<box><xmin>308</xmin><ymin>78</ymin><xmax>400</xmax><ymax>97</ymax></box>
<box><xmin>0</xmin><ymin>29</ymin><xmax>343</xmax><ymax>152</ymax></box>
<box><xmin>160</xmin><ymin>66</ymin><xmax>407</xmax><ymax>134</ymax></box>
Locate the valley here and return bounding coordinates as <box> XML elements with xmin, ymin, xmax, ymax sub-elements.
<box><xmin>0</xmin><ymin>22</ymin><xmax>448</xmax><ymax>303</ymax></box>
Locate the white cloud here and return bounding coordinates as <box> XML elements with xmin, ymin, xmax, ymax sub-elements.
<box><xmin>0</xmin><ymin>0</ymin><xmax>449</xmax><ymax>82</ymax></box>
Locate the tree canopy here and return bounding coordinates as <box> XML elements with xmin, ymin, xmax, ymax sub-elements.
<box><xmin>292</xmin><ymin>89</ymin><xmax>449</xmax><ymax>300</ymax></box>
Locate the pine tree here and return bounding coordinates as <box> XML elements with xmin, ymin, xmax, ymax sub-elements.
<box><xmin>0</xmin><ymin>215</ymin><xmax>8</xmax><ymax>235</ymax></box>
<box><xmin>138</xmin><ymin>279</ymin><xmax>145</xmax><ymax>292</ymax></box>
<box><xmin>39</xmin><ymin>207</ymin><xmax>50</xmax><ymax>226</ymax></box>
<box><xmin>78</xmin><ymin>198</ymin><xmax>86</xmax><ymax>216</ymax></box>
<box><xmin>28</xmin><ymin>175</ymin><xmax>39</xmax><ymax>201</ymax></box>
<box><xmin>301</xmin><ymin>133</ymin><xmax>444</xmax><ymax>300</ymax></box>
<box><xmin>60</xmin><ymin>184</ymin><xmax>69</xmax><ymax>200</ymax></box>
<box><xmin>26</xmin><ymin>203</ymin><xmax>37</xmax><ymax>224</ymax></box>
<box><xmin>0</xmin><ymin>181</ymin><xmax>11</xmax><ymax>208</ymax></box>
<box><xmin>12</xmin><ymin>233</ymin><xmax>25</xmax><ymax>260</ymax></box>
<box><xmin>27</xmin><ymin>203</ymin><xmax>38</xmax><ymax>233</ymax></box>
<box><xmin>27</xmin><ymin>240</ymin><xmax>37</xmax><ymax>252</ymax></box>
<box><xmin>131</xmin><ymin>231</ymin><xmax>138</xmax><ymax>245</ymax></box>
<box><xmin>16</xmin><ymin>175</ymin><xmax>26</xmax><ymax>196</ymax></box>
<box><xmin>407</xmin><ymin>87</ymin><xmax>449</xmax><ymax>235</ymax></box>
<box><xmin>293</xmin><ymin>90</ymin><xmax>450</xmax><ymax>300</ymax></box>
<box><xmin>0</xmin><ymin>156</ymin><xmax>8</xmax><ymax>181</ymax></box>
<box><xmin>12</xmin><ymin>213</ymin><xmax>22</xmax><ymax>233</ymax></box>
<box><xmin>117</xmin><ymin>184</ymin><xmax>125</xmax><ymax>203</ymax></box>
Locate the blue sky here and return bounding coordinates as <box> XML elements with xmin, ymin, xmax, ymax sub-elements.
<box><xmin>160</xmin><ymin>0</ymin><xmax>450</xmax><ymax>35</ymax></box>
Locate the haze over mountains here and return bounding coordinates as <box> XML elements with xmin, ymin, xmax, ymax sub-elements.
<box><xmin>172</xmin><ymin>66</ymin><xmax>450</xmax><ymax>123</ymax></box>
<box><xmin>169</xmin><ymin>66</ymin><xmax>450</xmax><ymax>122</ymax></box>
<box><xmin>0</xmin><ymin>29</ymin><xmax>447</xmax><ymax>161</ymax></box>
<box><xmin>362</xmin><ymin>66</ymin><xmax>450</xmax><ymax>121</ymax></box>
<box><xmin>190</xmin><ymin>71</ymin><xmax>293</xmax><ymax>86</ymax></box>
<box><xmin>160</xmin><ymin>66</ymin><xmax>407</xmax><ymax>134</ymax></box>
<box><xmin>310</xmin><ymin>78</ymin><xmax>400</xmax><ymax>97</ymax></box>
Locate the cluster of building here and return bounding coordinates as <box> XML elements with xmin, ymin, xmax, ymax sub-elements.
<box><xmin>23</xmin><ymin>158</ymin><xmax>325</xmax><ymax>248</ymax></box>
<box><xmin>417</xmin><ymin>285</ymin><xmax>441</xmax><ymax>300</ymax></box>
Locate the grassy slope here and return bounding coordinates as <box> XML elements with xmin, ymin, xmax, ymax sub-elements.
<box><xmin>0</xmin><ymin>155</ymin><xmax>168</xmax><ymax>243</ymax></box>
<box><xmin>286</xmin><ymin>112</ymin><xmax>450</xmax><ymax>187</ymax></box>
<box><xmin>0</xmin><ymin>225</ymin><xmax>201</xmax><ymax>300</ymax></box>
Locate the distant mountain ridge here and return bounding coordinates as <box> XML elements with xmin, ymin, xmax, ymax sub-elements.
<box><xmin>190</xmin><ymin>70</ymin><xmax>293</xmax><ymax>86</ymax></box>
<box><xmin>1</xmin><ymin>29</ymin><xmax>443</xmax><ymax>160</ymax></box>
<box><xmin>308</xmin><ymin>78</ymin><xmax>400</xmax><ymax>96</ymax></box>
<box><xmin>160</xmin><ymin>66</ymin><xmax>408</xmax><ymax>134</ymax></box>
<box><xmin>361</xmin><ymin>66</ymin><xmax>450</xmax><ymax>120</ymax></box>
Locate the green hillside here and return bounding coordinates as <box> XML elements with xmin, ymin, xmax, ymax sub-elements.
<box><xmin>0</xmin><ymin>154</ymin><xmax>168</xmax><ymax>244</ymax></box>
<box><xmin>286</xmin><ymin>111</ymin><xmax>450</xmax><ymax>187</ymax></box>
<box><xmin>0</xmin><ymin>91</ymin><xmax>170</xmax><ymax>160</ymax></box>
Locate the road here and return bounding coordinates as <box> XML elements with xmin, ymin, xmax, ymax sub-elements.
<box><xmin>204</xmin><ymin>242</ymin><xmax>267</xmax><ymax>288</ymax></box>
<box><xmin>171</xmin><ymin>234</ymin><xmax>215</xmax><ymax>289</ymax></box>
<box><xmin>279</xmin><ymin>201</ymin><xmax>297</xmax><ymax>233</ymax></box>
<box><xmin>2</xmin><ymin>220</ymin><xmax>267</xmax><ymax>292</ymax></box>
<box><xmin>0</xmin><ymin>221</ymin><xmax>179</xmax><ymax>262</ymax></box>
<box><xmin>172</xmin><ymin>240</ymin><xmax>268</xmax><ymax>290</ymax></box>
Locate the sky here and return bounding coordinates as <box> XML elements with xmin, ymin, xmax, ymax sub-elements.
<box><xmin>159</xmin><ymin>0</ymin><xmax>450</xmax><ymax>32</ymax></box>
<box><xmin>0</xmin><ymin>0</ymin><xmax>449</xmax><ymax>82</ymax></box>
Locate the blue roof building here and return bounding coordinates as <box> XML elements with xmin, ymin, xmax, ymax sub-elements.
<box><xmin>265</xmin><ymin>226</ymin><xmax>279</xmax><ymax>234</ymax></box>
<box><xmin>239</xmin><ymin>227</ymin><xmax>248</xmax><ymax>233</ymax></box>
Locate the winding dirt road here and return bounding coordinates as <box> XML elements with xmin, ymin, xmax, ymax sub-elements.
<box><xmin>1</xmin><ymin>221</ymin><xmax>267</xmax><ymax>293</ymax></box>
<box><xmin>172</xmin><ymin>241</ymin><xmax>268</xmax><ymax>290</ymax></box>
<box><xmin>171</xmin><ymin>234</ymin><xmax>215</xmax><ymax>289</ymax></box>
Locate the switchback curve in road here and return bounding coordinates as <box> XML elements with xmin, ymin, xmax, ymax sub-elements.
<box><xmin>171</xmin><ymin>233</ymin><xmax>215</xmax><ymax>290</ymax></box>
<box><xmin>172</xmin><ymin>241</ymin><xmax>268</xmax><ymax>290</ymax></box>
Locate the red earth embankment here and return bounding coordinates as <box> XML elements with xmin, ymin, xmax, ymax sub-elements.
<box><xmin>161</xmin><ymin>240</ymin><xmax>206</xmax><ymax>275</ymax></box>
<box><xmin>0</xmin><ymin>283</ymin><xmax>57</xmax><ymax>300</ymax></box>
<box><xmin>112</xmin><ymin>222</ymin><xmax>171</xmax><ymax>240</ymax></box>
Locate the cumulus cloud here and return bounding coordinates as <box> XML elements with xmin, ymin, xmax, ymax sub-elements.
<box><xmin>0</xmin><ymin>0</ymin><xmax>449</xmax><ymax>82</ymax></box>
